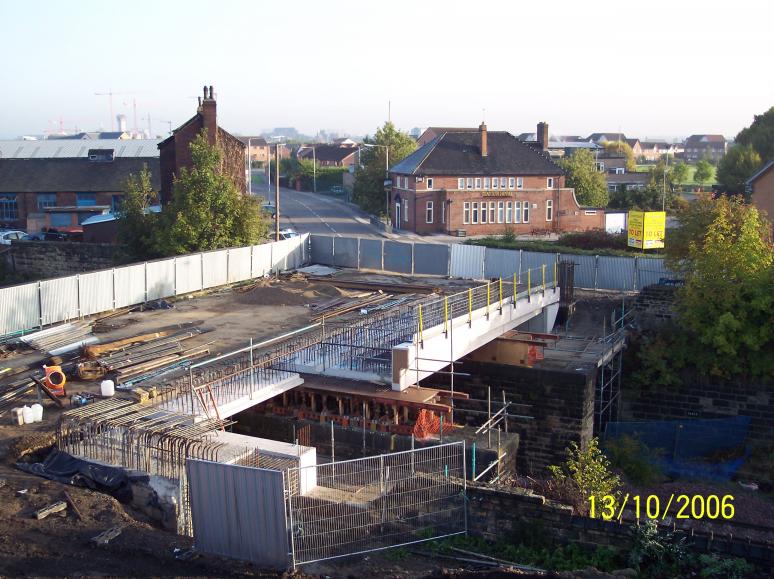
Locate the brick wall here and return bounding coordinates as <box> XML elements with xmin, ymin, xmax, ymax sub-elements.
<box><xmin>5</xmin><ymin>241</ymin><xmax>123</xmax><ymax>279</ymax></box>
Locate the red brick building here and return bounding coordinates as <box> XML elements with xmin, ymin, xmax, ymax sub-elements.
<box><xmin>158</xmin><ymin>85</ymin><xmax>246</xmax><ymax>204</ymax></box>
<box><xmin>389</xmin><ymin>123</ymin><xmax>604</xmax><ymax>235</ymax></box>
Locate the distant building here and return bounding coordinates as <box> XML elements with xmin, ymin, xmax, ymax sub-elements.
<box><xmin>605</xmin><ymin>172</ymin><xmax>650</xmax><ymax>193</ymax></box>
<box><xmin>746</xmin><ymin>160</ymin><xmax>774</xmax><ymax>230</ymax></box>
<box><xmin>585</xmin><ymin>132</ymin><xmax>627</xmax><ymax>144</ymax></box>
<box><xmin>296</xmin><ymin>143</ymin><xmax>359</xmax><ymax>168</ymax></box>
<box><xmin>158</xmin><ymin>85</ymin><xmax>246</xmax><ymax>204</ymax></box>
<box><xmin>47</xmin><ymin>131</ymin><xmax>131</xmax><ymax>140</ymax></box>
<box><xmin>639</xmin><ymin>141</ymin><xmax>680</xmax><ymax>162</ymax></box>
<box><xmin>626</xmin><ymin>139</ymin><xmax>642</xmax><ymax>158</ymax></box>
<box><xmin>389</xmin><ymin>122</ymin><xmax>603</xmax><ymax>235</ymax></box>
<box><xmin>683</xmin><ymin>134</ymin><xmax>727</xmax><ymax>163</ymax></box>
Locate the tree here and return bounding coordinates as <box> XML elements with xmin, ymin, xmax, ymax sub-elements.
<box><xmin>353</xmin><ymin>122</ymin><xmax>417</xmax><ymax>216</ymax></box>
<box><xmin>558</xmin><ymin>148</ymin><xmax>609</xmax><ymax>207</ymax></box>
<box><xmin>154</xmin><ymin>130</ymin><xmax>269</xmax><ymax>256</ymax></box>
<box><xmin>603</xmin><ymin>140</ymin><xmax>636</xmax><ymax>171</ymax></box>
<box><xmin>735</xmin><ymin>106</ymin><xmax>774</xmax><ymax>161</ymax></box>
<box><xmin>671</xmin><ymin>161</ymin><xmax>689</xmax><ymax>187</ymax></box>
<box><xmin>716</xmin><ymin>143</ymin><xmax>762</xmax><ymax>196</ymax></box>
<box><xmin>677</xmin><ymin>198</ymin><xmax>774</xmax><ymax>378</ymax></box>
<box><xmin>118</xmin><ymin>165</ymin><xmax>161</xmax><ymax>259</ymax></box>
<box><xmin>693</xmin><ymin>159</ymin><xmax>714</xmax><ymax>186</ymax></box>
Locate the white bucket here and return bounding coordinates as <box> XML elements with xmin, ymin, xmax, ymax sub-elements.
<box><xmin>100</xmin><ymin>379</ymin><xmax>115</xmax><ymax>397</ymax></box>
<box><xmin>31</xmin><ymin>403</ymin><xmax>43</xmax><ymax>422</ymax></box>
<box><xmin>22</xmin><ymin>405</ymin><xmax>33</xmax><ymax>425</ymax></box>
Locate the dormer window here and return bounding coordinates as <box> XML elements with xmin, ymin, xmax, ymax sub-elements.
<box><xmin>87</xmin><ymin>149</ymin><xmax>115</xmax><ymax>162</ymax></box>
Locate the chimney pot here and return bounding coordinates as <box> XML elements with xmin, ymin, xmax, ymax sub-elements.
<box><xmin>209</xmin><ymin>85</ymin><xmax>214</xmax><ymax>99</ymax></box>
<box><xmin>203</xmin><ymin>85</ymin><xmax>207</xmax><ymax>99</ymax></box>
<box><xmin>537</xmin><ymin>122</ymin><xmax>549</xmax><ymax>151</ymax></box>
<box><xmin>479</xmin><ymin>122</ymin><xmax>488</xmax><ymax>157</ymax></box>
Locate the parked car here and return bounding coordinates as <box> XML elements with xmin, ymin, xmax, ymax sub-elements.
<box><xmin>262</xmin><ymin>202</ymin><xmax>277</xmax><ymax>219</ymax></box>
<box><xmin>0</xmin><ymin>230</ymin><xmax>26</xmax><ymax>245</ymax></box>
<box><xmin>278</xmin><ymin>228</ymin><xmax>299</xmax><ymax>240</ymax></box>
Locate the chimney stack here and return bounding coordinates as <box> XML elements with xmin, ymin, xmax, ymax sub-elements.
<box><xmin>479</xmin><ymin>122</ymin><xmax>488</xmax><ymax>157</ymax></box>
<box><xmin>537</xmin><ymin>122</ymin><xmax>549</xmax><ymax>151</ymax></box>
<box><xmin>200</xmin><ymin>84</ymin><xmax>217</xmax><ymax>146</ymax></box>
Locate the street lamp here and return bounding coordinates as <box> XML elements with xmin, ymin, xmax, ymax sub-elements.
<box><xmin>273</xmin><ymin>143</ymin><xmax>286</xmax><ymax>242</ymax></box>
<box><xmin>361</xmin><ymin>143</ymin><xmax>390</xmax><ymax>224</ymax></box>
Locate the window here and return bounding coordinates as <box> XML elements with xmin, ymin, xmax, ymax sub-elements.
<box><xmin>500</xmin><ymin>177</ymin><xmax>506</xmax><ymax>189</ymax></box>
<box><xmin>584</xmin><ymin>210</ymin><xmax>597</xmax><ymax>215</ymax></box>
<box><xmin>489</xmin><ymin>202</ymin><xmax>496</xmax><ymax>224</ymax></box>
<box><xmin>522</xmin><ymin>200</ymin><xmax>530</xmax><ymax>223</ymax></box>
<box><xmin>467</xmin><ymin>178</ymin><xmax>474</xmax><ymax>189</ymax></box>
<box><xmin>484</xmin><ymin>177</ymin><xmax>490</xmax><ymax>189</ymax></box>
<box><xmin>514</xmin><ymin>200</ymin><xmax>521</xmax><ymax>223</ymax></box>
<box><xmin>546</xmin><ymin>199</ymin><xmax>553</xmax><ymax>221</ymax></box>
<box><xmin>37</xmin><ymin>193</ymin><xmax>57</xmax><ymax>210</ymax></box>
<box><xmin>441</xmin><ymin>201</ymin><xmax>445</xmax><ymax>224</ymax></box>
<box><xmin>0</xmin><ymin>194</ymin><xmax>18</xmax><ymax>220</ymax></box>
<box><xmin>427</xmin><ymin>178</ymin><xmax>434</xmax><ymax>190</ymax></box>
<box><xmin>463</xmin><ymin>202</ymin><xmax>470</xmax><ymax>224</ymax></box>
<box><xmin>458</xmin><ymin>178</ymin><xmax>465</xmax><ymax>189</ymax></box>
<box><xmin>50</xmin><ymin>213</ymin><xmax>71</xmax><ymax>227</ymax></box>
<box><xmin>508</xmin><ymin>177</ymin><xmax>515</xmax><ymax>189</ymax></box>
<box><xmin>547</xmin><ymin>177</ymin><xmax>554</xmax><ymax>188</ymax></box>
<box><xmin>426</xmin><ymin>201</ymin><xmax>433</xmax><ymax>223</ymax></box>
<box><xmin>472</xmin><ymin>202</ymin><xmax>479</xmax><ymax>224</ymax></box>
<box><xmin>506</xmin><ymin>201</ymin><xmax>513</xmax><ymax>223</ymax></box>
<box><xmin>497</xmin><ymin>201</ymin><xmax>504</xmax><ymax>223</ymax></box>
<box><xmin>76</xmin><ymin>193</ymin><xmax>96</xmax><ymax>207</ymax></box>
<box><xmin>403</xmin><ymin>199</ymin><xmax>408</xmax><ymax>222</ymax></box>
<box><xmin>516</xmin><ymin>177</ymin><xmax>523</xmax><ymax>189</ymax></box>
<box><xmin>480</xmin><ymin>201</ymin><xmax>487</xmax><ymax>223</ymax></box>
<box><xmin>614</xmin><ymin>167</ymin><xmax>625</xmax><ymax>174</ymax></box>
<box><xmin>492</xmin><ymin>177</ymin><xmax>498</xmax><ymax>189</ymax></box>
<box><xmin>472</xmin><ymin>177</ymin><xmax>479</xmax><ymax>189</ymax></box>
<box><xmin>111</xmin><ymin>195</ymin><xmax>122</xmax><ymax>212</ymax></box>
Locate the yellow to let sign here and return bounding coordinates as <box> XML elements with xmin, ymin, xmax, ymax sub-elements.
<box><xmin>628</xmin><ymin>211</ymin><xmax>665</xmax><ymax>249</ymax></box>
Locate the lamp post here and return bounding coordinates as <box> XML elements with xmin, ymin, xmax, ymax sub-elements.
<box><xmin>361</xmin><ymin>143</ymin><xmax>390</xmax><ymax>224</ymax></box>
<box><xmin>274</xmin><ymin>143</ymin><xmax>285</xmax><ymax>242</ymax></box>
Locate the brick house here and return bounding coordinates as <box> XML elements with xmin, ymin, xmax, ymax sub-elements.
<box><xmin>158</xmin><ymin>85</ymin><xmax>246</xmax><ymax>204</ymax></box>
<box><xmin>683</xmin><ymin>134</ymin><xmax>727</xmax><ymax>163</ymax></box>
<box><xmin>296</xmin><ymin>144</ymin><xmax>359</xmax><ymax>168</ymax></box>
<box><xmin>388</xmin><ymin>123</ymin><xmax>604</xmax><ymax>235</ymax></box>
<box><xmin>746</xmin><ymin>160</ymin><xmax>774</xmax><ymax>231</ymax></box>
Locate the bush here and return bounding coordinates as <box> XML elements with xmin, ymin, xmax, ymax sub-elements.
<box><xmin>557</xmin><ymin>230</ymin><xmax>627</xmax><ymax>251</ymax></box>
<box><xmin>605</xmin><ymin>434</ymin><xmax>664</xmax><ymax>486</ymax></box>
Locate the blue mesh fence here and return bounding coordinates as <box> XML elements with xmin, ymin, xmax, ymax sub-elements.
<box><xmin>603</xmin><ymin>416</ymin><xmax>751</xmax><ymax>481</ymax></box>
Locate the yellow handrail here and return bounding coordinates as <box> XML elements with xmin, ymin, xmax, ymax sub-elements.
<box><xmin>498</xmin><ymin>278</ymin><xmax>503</xmax><ymax>310</ymax></box>
<box><xmin>486</xmin><ymin>282</ymin><xmax>491</xmax><ymax>317</ymax></box>
<box><xmin>443</xmin><ymin>296</ymin><xmax>448</xmax><ymax>335</ymax></box>
<box><xmin>527</xmin><ymin>269</ymin><xmax>531</xmax><ymax>300</ymax></box>
<box><xmin>418</xmin><ymin>304</ymin><xmax>424</xmax><ymax>344</ymax></box>
<box><xmin>554</xmin><ymin>262</ymin><xmax>558</xmax><ymax>288</ymax></box>
<box><xmin>468</xmin><ymin>288</ymin><xmax>473</xmax><ymax>325</ymax></box>
<box><xmin>542</xmin><ymin>264</ymin><xmax>546</xmax><ymax>293</ymax></box>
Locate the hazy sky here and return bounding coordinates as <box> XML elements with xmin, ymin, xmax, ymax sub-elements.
<box><xmin>1</xmin><ymin>0</ymin><xmax>772</xmax><ymax>140</ymax></box>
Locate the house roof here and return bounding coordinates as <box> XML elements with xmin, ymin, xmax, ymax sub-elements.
<box><xmin>746</xmin><ymin>159</ymin><xmax>774</xmax><ymax>186</ymax></box>
<box><xmin>0</xmin><ymin>139</ymin><xmax>161</xmax><ymax>159</ymax></box>
<box><xmin>586</xmin><ymin>133</ymin><xmax>627</xmax><ymax>143</ymax></box>
<box><xmin>625</xmin><ymin>139</ymin><xmax>641</xmax><ymax>148</ymax></box>
<box><xmin>640</xmin><ymin>141</ymin><xmax>672</xmax><ymax>150</ymax></box>
<box><xmin>390</xmin><ymin>131</ymin><xmax>562</xmax><ymax>176</ymax></box>
<box><xmin>237</xmin><ymin>136</ymin><xmax>268</xmax><ymax>147</ymax></box>
<box><xmin>298</xmin><ymin>144</ymin><xmax>358</xmax><ymax>163</ymax></box>
<box><xmin>0</xmin><ymin>157</ymin><xmax>160</xmax><ymax>193</ymax></box>
<box><xmin>684</xmin><ymin>134</ymin><xmax>726</xmax><ymax>148</ymax></box>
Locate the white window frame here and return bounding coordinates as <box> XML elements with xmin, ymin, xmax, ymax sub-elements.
<box><xmin>458</xmin><ymin>178</ymin><xmax>465</xmax><ymax>190</ymax></box>
<box><xmin>467</xmin><ymin>177</ymin><xmax>474</xmax><ymax>189</ymax></box>
<box><xmin>480</xmin><ymin>201</ymin><xmax>487</xmax><ymax>223</ymax></box>
<box><xmin>522</xmin><ymin>200</ymin><xmax>530</xmax><ymax>223</ymax></box>
<box><xmin>547</xmin><ymin>177</ymin><xmax>554</xmax><ymax>188</ymax></box>
<box><xmin>506</xmin><ymin>201</ymin><xmax>513</xmax><ymax>223</ymax></box>
<box><xmin>427</xmin><ymin>177</ymin><xmax>434</xmax><ymax>189</ymax></box>
<box><xmin>508</xmin><ymin>177</ymin><xmax>515</xmax><ymax>189</ymax></box>
<box><xmin>500</xmin><ymin>177</ymin><xmax>507</xmax><ymax>189</ymax></box>
<box><xmin>403</xmin><ymin>199</ymin><xmax>408</xmax><ymax>222</ymax></box>
<box><xmin>426</xmin><ymin>200</ymin><xmax>434</xmax><ymax>223</ymax></box>
<box><xmin>472</xmin><ymin>202</ymin><xmax>479</xmax><ymax>224</ymax></box>
<box><xmin>497</xmin><ymin>201</ymin><xmax>504</xmax><ymax>223</ymax></box>
<box><xmin>489</xmin><ymin>202</ymin><xmax>496</xmax><ymax>224</ymax></box>
<box><xmin>474</xmin><ymin>177</ymin><xmax>481</xmax><ymax>189</ymax></box>
<box><xmin>516</xmin><ymin>177</ymin><xmax>523</xmax><ymax>189</ymax></box>
<box><xmin>441</xmin><ymin>201</ymin><xmax>445</xmax><ymax>224</ymax></box>
<box><xmin>463</xmin><ymin>202</ymin><xmax>470</xmax><ymax>224</ymax></box>
<box><xmin>492</xmin><ymin>177</ymin><xmax>498</xmax><ymax>189</ymax></box>
<box><xmin>484</xmin><ymin>177</ymin><xmax>490</xmax><ymax>189</ymax></box>
<box><xmin>514</xmin><ymin>201</ymin><xmax>521</xmax><ymax>223</ymax></box>
<box><xmin>546</xmin><ymin>199</ymin><xmax>553</xmax><ymax>221</ymax></box>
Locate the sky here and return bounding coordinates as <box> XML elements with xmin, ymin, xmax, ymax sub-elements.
<box><xmin>1</xmin><ymin>0</ymin><xmax>772</xmax><ymax>141</ymax></box>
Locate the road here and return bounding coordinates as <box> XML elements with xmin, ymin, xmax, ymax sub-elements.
<box><xmin>256</xmin><ymin>185</ymin><xmax>384</xmax><ymax>237</ymax></box>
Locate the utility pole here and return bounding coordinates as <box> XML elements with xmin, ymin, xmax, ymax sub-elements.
<box><xmin>312</xmin><ymin>145</ymin><xmax>317</xmax><ymax>193</ymax></box>
<box><xmin>275</xmin><ymin>144</ymin><xmax>281</xmax><ymax>241</ymax></box>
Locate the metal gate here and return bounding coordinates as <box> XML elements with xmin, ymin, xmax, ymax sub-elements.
<box><xmin>285</xmin><ymin>441</ymin><xmax>467</xmax><ymax>567</ymax></box>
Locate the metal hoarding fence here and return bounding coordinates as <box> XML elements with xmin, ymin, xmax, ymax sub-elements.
<box><xmin>450</xmin><ymin>244</ymin><xmax>485</xmax><ymax>279</ymax></box>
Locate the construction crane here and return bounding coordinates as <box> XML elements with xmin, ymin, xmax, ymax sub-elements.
<box><xmin>94</xmin><ymin>89</ymin><xmax>134</xmax><ymax>131</ymax></box>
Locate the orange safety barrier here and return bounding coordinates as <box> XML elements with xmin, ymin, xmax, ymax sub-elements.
<box><xmin>43</xmin><ymin>365</ymin><xmax>67</xmax><ymax>397</ymax></box>
<box><xmin>413</xmin><ymin>409</ymin><xmax>453</xmax><ymax>440</ymax></box>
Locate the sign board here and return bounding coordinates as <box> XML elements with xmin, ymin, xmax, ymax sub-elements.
<box><xmin>627</xmin><ymin>211</ymin><xmax>665</xmax><ymax>249</ymax></box>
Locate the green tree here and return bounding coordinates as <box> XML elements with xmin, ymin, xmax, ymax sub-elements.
<box><xmin>154</xmin><ymin>130</ymin><xmax>269</xmax><ymax>256</ymax></box>
<box><xmin>558</xmin><ymin>148</ymin><xmax>609</xmax><ymax>207</ymax></box>
<box><xmin>665</xmin><ymin>194</ymin><xmax>719</xmax><ymax>266</ymax></box>
<box><xmin>603</xmin><ymin>140</ymin><xmax>636</xmax><ymax>171</ymax></box>
<box><xmin>671</xmin><ymin>161</ymin><xmax>689</xmax><ymax>186</ymax></box>
<box><xmin>353</xmin><ymin>122</ymin><xmax>417</xmax><ymax>216</ymax></box>
<box><xmin>735</xmin><ymin>105</ymin><xmax>774</xmax><ymax>161</ymax></box>
<box><xmin>677</xmin><ymin>198</ymin><xmax>774</xmax><ymax>377</ymax></box>
<box><xmin>716</xmin><ymin>143</ymin><xmax>762</xmax><ymax>196</ymax></box>
<box><xmin>117</xmin><ymin>164</ymin><xmax>161</xmax><ymax>259</ymax></box>
<box><xmin>693</xmin><ymin>159</ymin><xmax>714</xmax><ymax>185</ymax></box>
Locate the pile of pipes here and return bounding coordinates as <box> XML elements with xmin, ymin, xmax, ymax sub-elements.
<box><xmin>77</xmin><ymin>329</ymin><xmax>211</xmax><ymax>387</ymax></box>
<box><xmin>309</xmin><ymin>292</ymin><xmax>415</xmax><ymax>321</ymax></box>
<box><xmin>20</xmin><ymin>322</ymin><xmax>97</xmax><ymax>355</ymax></box>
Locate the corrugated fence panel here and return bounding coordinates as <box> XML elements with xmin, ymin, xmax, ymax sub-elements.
<box><xmin>450</xmin><ymin>244</ymin><xmax>485</xmax><ymax>279</ymax></box>
<box><xmin>413</xmin><ymin>243</ymin><xmax>449</xmax><ymax>276</ymax></box>
<box><xmin>359</xmin><ymin>238</ymin><xmax>382</xmax><ymax>270</ymax></box>
<box><xmin>202</xmin><ymin>250</ymin><xmax>229</xmax><ymax>289</ymax></box>
<box><xmin>333</xmin><ymin>237</ymin><xmax>359</xmax><ymax>268</ymax></box>
<box><xmin>146</xmin><ymin>259</ymin><xmax>175</xmax><ymax>301</ymax></box>
<box><xmin>114</xmin><ymin>264</ymin><xmax>146</xmax><ymax>308</ymax></box>
<box><xmin>484</xmin><ymin>248</ymin><xmax>519</xmax><ymax>279</ymax></box>
<box><xmin>383</xmin><ymin>240</ymin><xmax>413</xmax><ymax>274</ymax></box>
<box><xmin>597</xmin><ymin>255</ymin><xmax>636</xmax><ymax>291</ymax></box>
<box><xmin>186</xmin><ymin>459</ymin><xmax>288</xmax><ymax>568</ymax></box>
<box><xmin>228</xmin><ymin>246</ymin><xmax>252</xmax><ymax>283</ymax></box>
<box><xmin>520</xmin><ymin>251</ymin><xmax>557</xmax><ymax>277</ymax></box>
<box><xmin>175</xmin><ymin>254</ymin><xmax>202</xmax><ymax>295</ymax></box>
<box><xmin>0</xmin><ymin>283</ymin><xmax>39</xmax><ymax>336</ymax></box>
<box><xmin>310</xmin><ymin>234</ymin><xmax>334</xmax><ymax>265</ymax></box>
<box><xmin>78</xmin><ymin>270</ymin><xmax>114</xmax><ymax>316</ymax></box>
<box><xmin>270</xmin><ymin>239</ymin><xmax>292</xmax><ymax>272</ymax></box>
<box><xmin>40</xmin><ymin>276</ymin><xmax>79</xmax><ymax>325</ymax></box>
<box><xmin>285</xmin><ymin>237</ymin><xmax>305</xmax><ymax>270</ymax></box>
<box><xmin>251</xmin><ymin>244</ymin><xmax>273</xmax><ymax>277</ymax></box>
<box><xmin>560</xmin><ymin>253</ymin><xmax>597</xmax><ymax>289</ymax></box>
<box><xmin>636</xmin><ymin>257</ymin><xmax>674</xmax><ymax>288</ymax></box>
